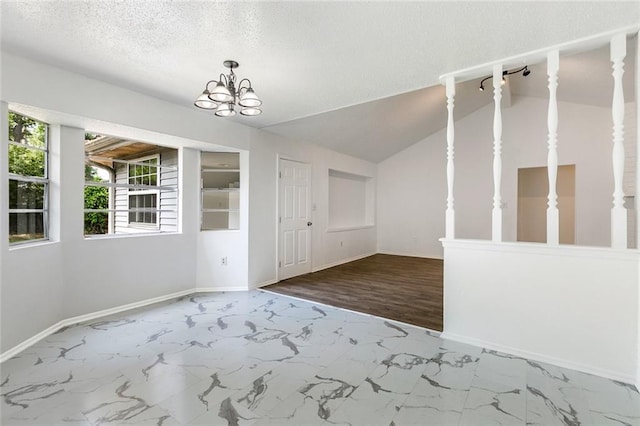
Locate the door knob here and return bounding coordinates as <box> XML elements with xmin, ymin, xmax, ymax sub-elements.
<box><xmin>307</xmin><ymin>221</ymin><xmax>313</xmax><ymax>226</ymax></box>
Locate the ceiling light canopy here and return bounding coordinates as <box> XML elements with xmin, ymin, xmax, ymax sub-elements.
<box><xmin>194</xmin><ymin>60</ymin><xmax>262</xmax><ymax>117</ymax></box>
<box><xmin>479</xmin><ymin>66</ymin><xmax>531</xmax><ymax>92</ymax></box>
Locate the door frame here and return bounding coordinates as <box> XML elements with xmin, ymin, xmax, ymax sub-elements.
<box><xmin>276</xmin><ymin>154</ymin><xmax>313</xmax><ymax>282</ymax></box>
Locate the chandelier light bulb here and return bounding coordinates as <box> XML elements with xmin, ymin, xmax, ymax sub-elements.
<box><xmin>210</xmin><ymin>81</ymin><xmax>233</xmax><ymax>103</ymax></box>
<box><xmin>239</xmin><ymin>88</ymin><xmax>262</xmax><ymax>108</ymax></box>
<box><xmin>194</xmin><ymin>90</ymin><xmax>217</xmax><ymax>110</ymax></box>
<box><xmin>215</xmin><ymin>103</ymin><xmax>236</xmax><ymax>117</ymax></box>
<box><xmin>240</xmin><ymin>107</ymin><xmax>262</xmax><ymax>116</ymax></box>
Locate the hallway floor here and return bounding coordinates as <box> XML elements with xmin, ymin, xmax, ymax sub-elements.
<box><xmin>267</xmin><ymin>254</ymin><xmax>443</xmax><ymax>331</ymax></box>
<box><xmin>2</xmin><ymin>291</ymin><xmax>638</xmax><ymax>425</ymax></box>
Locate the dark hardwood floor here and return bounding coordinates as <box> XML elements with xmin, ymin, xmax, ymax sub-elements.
<box><xmin>264</xmin><ymin>254</ymin><xmax>443</xmax><ymax>331</ymax></box>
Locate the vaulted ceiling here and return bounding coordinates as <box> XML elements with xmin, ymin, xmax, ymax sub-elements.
<box><xmin>1</xmin><ymin>1</ymin><xmax>638</xmax><ymax>162</ymax></box>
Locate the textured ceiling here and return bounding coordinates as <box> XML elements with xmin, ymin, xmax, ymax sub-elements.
<box><xmin>1</xmin><ymin>1</ymin><xmax>639</xmax><ymax>162</ymax></box>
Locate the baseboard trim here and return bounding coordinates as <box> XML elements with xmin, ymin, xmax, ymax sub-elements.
<box><xmin>194</xmin><ymin>286</ymin><xmax>248</xmax><ymax>292</ymax></box>
<box><xmin>0</xmin><ymin>288</ymin><xmax>194</xmax><ymax>363</ymax></box>
<box><xmin>441</xmin><ymin>331</ymin><xmax>636</xmax><ymax>386</ymax></box>
<box><xmin>312</xmin><ymin>252</ymin><xmax>376</xmax><ymax>273</ymax></box>
<box><xmin>252</xmin><ymin>279</ymin><xmax>277</xmax><ymax>289</ymax></box>
<box><xmin>376</xmin><ymin>250</ymin><xmax>444</xmax><ymax>260</ymax></box>
<box><xmin>0</xmin><ymin>321</ymin><xmax>67</xmax><ymax>364</ymax></box>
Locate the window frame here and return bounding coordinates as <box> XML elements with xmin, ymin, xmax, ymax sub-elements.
<box><xmin>127</xmin><ymin>154</ymin><xmax>160</xmax><ymax>229</ymax></box>
<box><xmin>83</xmin><ymin>146</ymin><xmax>179</xmax><ymax>238</ymax></box>
<box><xmin>8</xmin><ymin>112</ymin><xmax>49</xmax><ymax>246</ymax></box>
<box><xmin>200</xmin><ymin>151</ymin><xmax>241</xmax><ymax>231</ymax></box>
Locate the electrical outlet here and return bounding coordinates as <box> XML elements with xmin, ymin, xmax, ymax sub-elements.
<box><xmin>221</xmin><ymin>256</ymin><xmax>228</xmax><ymax>266</ymax></box>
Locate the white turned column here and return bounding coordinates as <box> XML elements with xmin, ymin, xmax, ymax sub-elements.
<box><xmin>610</xmin><ymin>34</ymin><xmax>627</xmax><ymax>249</ymax></box>
<box><xmin>445</xmin><ymin>76</ymin><xmax>456</xmax><ymax>239</ymax></box>
<box><xmin>546</xmin><ymin>51</ymin><xmax>560</xmax><ymax>245</ymax></box>
<box><xmin>636</xmin><ymin>32</ymin><xmax>640</xmax><ymax>248</ymax></box>
<box><xmin>492</xmin><ymin>64</ymin><xmax>503</xmax><ymax>242</ymax></box>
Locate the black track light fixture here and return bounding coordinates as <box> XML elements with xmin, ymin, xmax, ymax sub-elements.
<box><xmin>478</xmin><ymin>66</ymin><xmax>531</xmax><ymax>92</ymax></box>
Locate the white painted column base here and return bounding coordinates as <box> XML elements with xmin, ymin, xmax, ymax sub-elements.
<box><xmin>612</xmin><ymin>207</ymin><xmax>628</xmax><ymax>249</ymax></box>
<box><xmin>547</xmin><ymin>209</ymin><xmax>559</xmax><ymax>245</ymax></box>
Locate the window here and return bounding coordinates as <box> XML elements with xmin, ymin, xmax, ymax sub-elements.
<box><xmin>128</xmin><ymin>155</ymin><xmax>159</xmax><ymax>227</ymax></box>
<box><xmin>8</xmin><ymin>112</ymin><xmax>49</xmax><ymax>244</ymax></box>
<box><xmin>84</xmin><ymin>134</ymin><xmax>178</xmax><ymax>237</ymax></box>
<box><xmin>201</xmin><ymin>152</ymin><xmax>240</xmax><ymax>230</ymax></box>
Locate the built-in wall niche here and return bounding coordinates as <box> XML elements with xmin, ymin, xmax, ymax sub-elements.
<box><xmin>201</xmin><ymin>152</ymin><xmax>240</xmax><ymax>230</ymax></box>
<box><xmin>517</xmin><ymin>165</ymin><xmax>575</xmax><ymax>244</ymax></box>
<box><xmin>328</xmin><ymin>169</ymin><xmax>375</xmax><ymax>231</ymax></box>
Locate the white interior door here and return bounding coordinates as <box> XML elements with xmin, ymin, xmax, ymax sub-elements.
<box><xmin>278</xmin><ymin>159</ymin><xmax>312</xmax><ymax>280</ymax></box>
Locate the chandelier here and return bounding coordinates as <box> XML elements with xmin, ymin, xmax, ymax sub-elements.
<box><xmin>194</xmin><ymin>60</ymin><xmax>262</xmax><ymax>117</ymax></box>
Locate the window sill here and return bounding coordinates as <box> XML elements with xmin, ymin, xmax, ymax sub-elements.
<box><xmin>84</xmin><ymin>232</ymin><xmax>180</xmax><ymax>241</ymax></box>
<box><xmin>8</xmin><ymin>239</ymin><xmax>58</xmax><ymax>251</ymax></box>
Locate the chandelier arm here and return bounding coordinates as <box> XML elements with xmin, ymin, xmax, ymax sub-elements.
<box><xmin>204</xmin><ymin>80</ymin><xmax>218</xmax><ymax>91</ymax></box>
<box><xmin>237</xmin><ymin>78</ymin><xmax>252</xmax><ymax>90</ymax></box>
<box><xmin>219</xmin><ymin>74</ymin><xmax>228</xmax><ymax>86</ymax></box>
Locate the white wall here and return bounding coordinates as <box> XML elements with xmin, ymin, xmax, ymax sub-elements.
<box><xmin>328</xmin><ymin>169</ymin><xmax>374</xmax><ymax>229</ymax></box>
<box><xmin>378</xmin><ymin>96</ymin><xmax>635</xmax><ymax>257</ymax></box>
<box><xmin>196</xmin><ymin>150</ymin><xmax>250</xmax><ymax>290</ymax></box>
<box><xmin>1</xmin><ymin>51</ymin><xmax>378</xmax><ymax>354</ymax></box>
<box><xmin>442</xmin><ymin>239</ymin><xmax>638</xmax><ymax>383</ymax></box>
<box><xmin>248</xmin><ymin>130</ymin><xmax>377</xmax><ymax>287</ymax></box>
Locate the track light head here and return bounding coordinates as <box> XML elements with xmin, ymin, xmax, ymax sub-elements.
<box><xmin>478</xmin><ymin>65</ymin><xmax>530</xmax><ymax>92</ymax></box>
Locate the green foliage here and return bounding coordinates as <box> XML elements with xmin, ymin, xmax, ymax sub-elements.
<box><xmin>9</xmin><ymin>112</ymin><xmax>46</xmax><ymax>146</ymax></box>
<box><xmin>8</xmin><ymin>112</ymin><xmax>110</xmax><ymax>236</ymax></box>
<box><xmin>84</xmin><ymin>185</ymin><xmax>109</xmax><ymax>235</ymax></box>
<box><xmin>84</xmin><ymin>165</ymin><xmax>109</xmax><ymax>234</ymax></box>
<box><xmin>8</xmin><ymin>112</ymin><xmax>47</xmax><ymax>241</ymax></box>
<box><xmin>8</xmin><ymin>112</ymin><xmax>46</xmax><ymax>177</ymax></box>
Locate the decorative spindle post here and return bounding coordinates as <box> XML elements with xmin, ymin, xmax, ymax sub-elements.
<box><xmin>445</xmin><ymin>76</ymin><xmax>456</xmax><ymax>239</ymax></box>
<box><xmin>610</xmin><ymin>34</ymin><xmax>627</xmax><ymax>249</ymax></box>
<box><xmin>636</xmin><ymin>32</ymin><xmax>640</xmax><ymax>248</ymax></box>
<box><xmin>547</xmin><ymin>51</ymin><xmax>560</xmax><ymax>245</ymax></box>
<box><xmin>492</xmin><ymin>64</ymin><xmax>503</xmax><ymax>242</ymax></box>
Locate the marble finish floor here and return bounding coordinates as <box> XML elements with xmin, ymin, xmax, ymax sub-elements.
<box><xmin>2</xmin><ymin>291</ymin><xmax>639</xmax><ymax>425</ymax></box>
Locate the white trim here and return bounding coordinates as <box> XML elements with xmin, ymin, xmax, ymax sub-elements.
<box><xmin>312</xmin><ymin>251</ymin><xmax>376</xmax><ymax>273</ymax></box>
<box><xmin>0</xmin><ymin>288</ymin><xmax>193</xmax><ymax>363</ymax></box>
<box><xmin>194</xmin><ymin>286</ymin><xmax>249</xmax><ymax>293</ymax></box>
<box><xmin>441</xmin><ymin>331</ymin><xmax>636</xmax><ymax>386</ymax></box>
<box><xmin>251</xmin><ymin>279</ymin><xmax>277</xmax><ymax>289</ymax></box>
<box><xmin>439</xmin><ymin>25</ymin><xmax>640</xmax><ymax>84</ymax></box>
<box><xmin>326</xmin><ymin>225</ymin><xmax>374</xmax><ymax>233</ymax></box>
<box><xmin>440</xmin><ymin>238</ymin><xmax>640</xmax><ymax>261</ymax></box>
<box><xmin>377</xmin><ymin>250</ymin><xmax>444</xmax><ymax>260</ymax></box>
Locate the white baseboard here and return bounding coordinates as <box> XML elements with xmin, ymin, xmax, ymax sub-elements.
<box><xmin>252</xmin><ymin>279</ymin><xmax>277</xmax><ymax>289</ymax></box>
<box><xmin>441</xmin><ymin>331</ymin><xmax>636</xmax><ymax>386</ymax></box>
<box><xmin>312</xmin><ymin>252</ymin><xmax>376</xmax><ymax>273</ymax></box>
<box><xmin>0</xmin><ymin>321</ymin><xmax>67</xmax><ymax>364</ymax></box>
<box><xmin>0</xmin><ymin>288</ymin><xmax>194</xmax><ymax>363</ymax></box>
<box><xmin>377</xmin><ymin>250</ymin><xmax>444</xmax><ymax>260</ymax></box>
<box><xmin>194</xmin><ymin>286</ymin><xmax>249</xmax><ymax>292</ymax></box>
